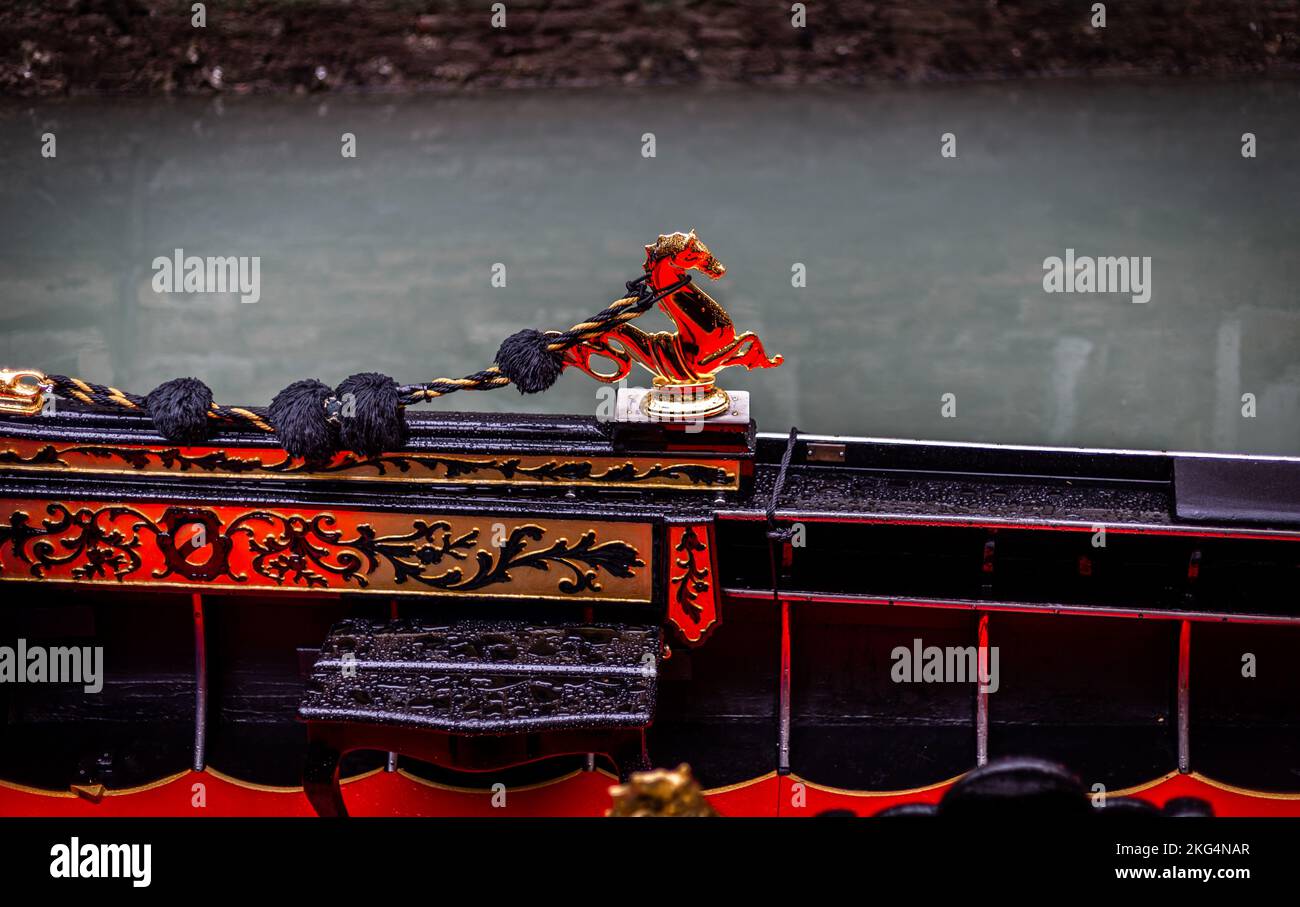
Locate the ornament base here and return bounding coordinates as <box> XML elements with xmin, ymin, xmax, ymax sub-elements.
<box><xmin>614</xmin><ymin>387</ymin><xmax>748</xmax><ymax>425</ymax></box>
<box><xmin>641</xmin><ymin>381</ymin><xmax>730</xmax><ymax>421</ymax></box>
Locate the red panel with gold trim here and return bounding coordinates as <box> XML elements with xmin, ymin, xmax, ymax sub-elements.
<box><xmin>666</xmin><ymin>522</ymin><xmax>721</xmax><ymax>645</ymax></box>
<box><xmin>0</xmin><ymin>497</ymin><xmax>653</xmax><ymax>603</ymax></box>
<box><xmin>777</xmin><ymin>773</ymin><xmax>955</xmax><ymax>817</ymax></box>
<box><xmin>2</xmin><ymin>769</ymin><xmax>1296</xmax><ymax>817</ymax></box>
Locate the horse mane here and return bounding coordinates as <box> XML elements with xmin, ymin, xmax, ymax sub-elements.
<box><xmin>650</xmin><ymin>231</ymin><xmax>692</xmax><ymax>257</ymax></box>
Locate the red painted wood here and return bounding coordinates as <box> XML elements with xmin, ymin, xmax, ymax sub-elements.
<box><xmin>3</xmin><ymin>769</ymin><xmax>1295</xmax><ymax>817</ymax></box>
<box><xmin>666</xmin><ymin>522</ymin><xmax>721</xmax><ymax>645</ymax></box>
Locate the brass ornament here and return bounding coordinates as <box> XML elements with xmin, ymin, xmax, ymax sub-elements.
<box><xmin>0</xmin><ymin>369</ymin><xmax>50</xmax><ymax>417</ymax></box>
<box><xmin>607</xmin><ymin>763</ymin><xmax>719</xmax><ymax>817</ymax></box>
<box><xmin>563</xmin><ymin>231</ymin><xmax>782</xmax><ymax>420</ymax></box>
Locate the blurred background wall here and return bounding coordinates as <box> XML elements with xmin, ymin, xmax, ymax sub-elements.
<box><xmin>3</xmin><ymin>0</ymin><xmax>1298</xmax><ymax>96</ymax></box>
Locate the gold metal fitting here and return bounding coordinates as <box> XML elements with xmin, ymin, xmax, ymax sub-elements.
<box><xmin>0</xmin><ymin>368</ymin><xmax>52</xmax><ymax>417</ymax></box>
<box><xmin>607</xmin><ymin>763</ymin><xmax>718</xmax><ymax>817</ymax></box>
<box><xmin>640</xmin><ymin>379</ymin><xmax>730</xmax><ymax>421</ymax></box>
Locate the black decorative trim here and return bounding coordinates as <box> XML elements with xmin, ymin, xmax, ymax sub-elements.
<box><xmin>0</xmin><ymin>443</ymin><xmax>734</xmax><ymax>487</ymax></box>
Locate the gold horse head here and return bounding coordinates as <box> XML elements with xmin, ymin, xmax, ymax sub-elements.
<box><xmin>642</xmin><ymin>229</ymin><xmax>727</xmax><ymax>280</ymax></box>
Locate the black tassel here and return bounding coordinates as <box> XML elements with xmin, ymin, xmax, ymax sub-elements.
<box><xmin>334</xmin><ymin>372</ymin><xmax>407</xmax><ymax>456</ymax></box>
<box><xmin>495</xmin><ymin>329</ymin><xmax>565</xmax><ymax>394</ymax></box>
<box><xmin>269</xmin><ymin>379</ymin><xmax>338</xmax><ymax>461</ymax></box>
<box><xmin>146</xmin><ymin>377</ymin><xmax>213</xmax><ymax>443</ymax></box>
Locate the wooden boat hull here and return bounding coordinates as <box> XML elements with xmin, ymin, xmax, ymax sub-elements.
<box><xmin>1</xmin><ymin>405</ymin><xmax>1297</xmax><ymax>815</ymax></box>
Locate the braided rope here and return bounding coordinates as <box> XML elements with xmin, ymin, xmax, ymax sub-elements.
<box><xmin>397</xmin><ymin>272</ymin><xmax>687</xmax><ymax>404</ymax></box>
<box><xmin>45</xmin><ymin>272</ymin><xmax>690</xmax><ymax>432</ymax></box>
<box><xmin>48</xmin><ymin>375</ymin><xmax>146</xmax><ymax>411</ymax></box>
<box><xmin>211</xmin><ymin>404</ymin><xmax>274</xmax><ymax>433</ymax></box>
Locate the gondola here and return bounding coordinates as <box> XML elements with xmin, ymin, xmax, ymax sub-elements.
<box><xmin>1</xmin><ymin>233</ymin><xmax>1297</xmax><ymax>817</ymax></box>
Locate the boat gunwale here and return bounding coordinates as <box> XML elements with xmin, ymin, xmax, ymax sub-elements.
<box><xmin>759</xmin><ymin>430</ymin><xmax>1300</xmax><ymax>465</ymax></box>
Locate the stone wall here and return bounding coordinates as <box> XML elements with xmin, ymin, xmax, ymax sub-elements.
<box><xmin>2</xmin><ymin>0</ymin><xmax>1298</xmax><ymax>96</ymax></box>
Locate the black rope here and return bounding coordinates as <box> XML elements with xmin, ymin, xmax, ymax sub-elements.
<box><xmin>542</xmin><ymin>273</ymin><xmax>662</xmax><ymax>349</ymax></box>
<box><xmin>41</xmin><ymin>271</ymin><xmax>691</xmax><ymax>445</ymax></box>
<box><xmin>766</xmin><ymin>426</ymin><xmax>800</xmax><ymax>604</ymax></box>
<box><xmin>766</xmin><ymin>426</ymin><xmax>800</xmax><ymax>538</ymax></box>
<box><xmin>396</xmin><ymin>273</ymin><xmax>688</xmax><ymax>405</ymax></box>
<box><xmin>47</xmin><ymin>375</ymin><xmax>146</xmax><ymax>411</ymax></box>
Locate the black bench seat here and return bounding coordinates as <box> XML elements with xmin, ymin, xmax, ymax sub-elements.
<box><xmin>298</xmin><ymin>617</ymin><xmax>659</xmax><ymax>815</ymax></box>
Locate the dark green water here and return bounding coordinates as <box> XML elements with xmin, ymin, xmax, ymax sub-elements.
<box><xmin>1</xmin><ymin>80</ymin><xmax>1297</xmax><ymax>453</ymax></box>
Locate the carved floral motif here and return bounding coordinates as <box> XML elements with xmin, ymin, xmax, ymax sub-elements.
<box><xmin>0</xmin><ymin>501</ymin><xmax>650</xmax><ymax>601</ymax></box>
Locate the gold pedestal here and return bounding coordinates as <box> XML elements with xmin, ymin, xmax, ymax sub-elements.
<box><xmin>641</xmin><ymin>380</ymin><xmax>731</xmax><ymax>421</ymax></box>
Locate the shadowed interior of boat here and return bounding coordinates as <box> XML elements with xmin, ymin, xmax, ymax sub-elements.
<box><xmin>2</xmin><ymin>586</ymin><xmax>1296</xmax><ymax>796</ymax></box>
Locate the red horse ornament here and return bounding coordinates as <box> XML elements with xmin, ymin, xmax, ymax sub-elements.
<box><xmin>561</xmin><ymin>230</ymin><xmax>783</xmax><ymax>419</ymax></box>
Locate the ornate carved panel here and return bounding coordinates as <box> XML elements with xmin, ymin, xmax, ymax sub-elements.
<box><xmin>300</xmin><ymin>617</ymin><xmax>659</xmax><ymax>733</ymax></box>
<box><xmin>0</xmin><ymin>498</ymin><xmax>653</xmax><ymax>602</ymax></box>
<box><xmin>665</xmin><ymin>522</ymin><xmax>721</xmax><ymax>645</ymax></box>
<box><xmin>0</xmin><ymin>438</ymin><xmax>739</xmax><ymax>491</ymax></box>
